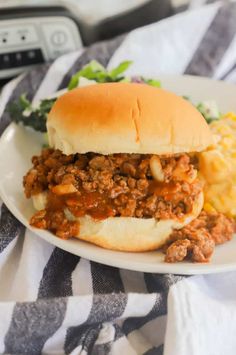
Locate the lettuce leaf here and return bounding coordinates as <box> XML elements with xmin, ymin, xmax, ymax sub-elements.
<box><xmin>68</xmin><ymin>60</ymin><xmax>133</xmax><ymax>90</ymax></box>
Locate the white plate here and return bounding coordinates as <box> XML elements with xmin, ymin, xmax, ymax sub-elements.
<box><xmin>1</xmin><ymin>75</ymin><xmax>236</xmax><ymax>274</ymax></box>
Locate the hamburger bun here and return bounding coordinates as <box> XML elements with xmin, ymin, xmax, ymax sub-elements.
<box><xmin>28</xmin><ymin>83</ymin><xmax>212</xmax><ymax>252</ymax></box>
<box><xmin>47</xmin><ymin>82</ymin><xmax>213</xmax><ymax>155</ymax></box>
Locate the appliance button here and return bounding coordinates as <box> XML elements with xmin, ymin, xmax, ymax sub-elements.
<box><xmin>23</xmin><ymin>49</ymin><xmax>44</xmax><ymax>65</ymax></box>
<box><xmin>3</xmin><ymin>54</ymin><xmax>10</xmax><ymax>63</ymax></box>
<box><xmin>51</xmin><ymin>31</ymin><xmax>67</xmax><ymax>46</ymax></box>
<box><xmin>0</xmin><ymin>53</ymin><xmax>11</xmax><ymax>68</ymax></box>
<box><xmin>15</xmin><ymin>52</ymin><xmax>22</xmax><ymax>61</ymax></box>
<box><xmin>11</xmin><ymin>51</ymin><xmax>24</xmax><ymax>67</ymax></box>
<box><xmin>28</xmin><ymin>50</ymin><xmax>36</xmax><ymax>59</ymax></box>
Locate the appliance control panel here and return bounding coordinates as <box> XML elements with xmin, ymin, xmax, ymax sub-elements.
<box><xmin>0</xmin><ymin>16</ymin><xmax>82</xmax><ymax>79</ymax></box>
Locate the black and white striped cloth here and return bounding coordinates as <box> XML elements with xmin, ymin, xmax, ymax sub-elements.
<box><xmin>1</xmin><ymin>2</ymin><xmax>236</xmax><ymax>354</ymax></box>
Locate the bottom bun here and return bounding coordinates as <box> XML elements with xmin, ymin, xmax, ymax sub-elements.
<box><xmin>32</xmin><ymin>192</ymin><xmax>203</xmax><ymax>252</ymax></box>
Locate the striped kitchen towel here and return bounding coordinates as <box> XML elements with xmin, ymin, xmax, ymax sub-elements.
<box><xmin>1</xmin><ymin>2</ymin><xmax>236</xmax><ymax>354</ymax></box>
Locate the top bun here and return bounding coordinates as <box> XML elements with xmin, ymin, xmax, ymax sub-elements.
<box><xmin>47</xmin><ymin>82</ymin><xmax>213</xmax><ymax>155</ymax></box>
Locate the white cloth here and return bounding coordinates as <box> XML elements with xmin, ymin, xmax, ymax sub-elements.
<box><xmin>165</xmin><ymin>273</ymin><xmax>236</xmax><ymax>355</ymax></box>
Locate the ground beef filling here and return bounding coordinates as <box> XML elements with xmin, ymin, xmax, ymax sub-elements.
<box><xmin>23</xmin><ymin>149</ymin><xmax>201</xmax><ymax>239</ymax></box>
<box><xmin>164</xmin><ymin>211</ymin><xmax>236</xmax><ymax>263</ymax></box>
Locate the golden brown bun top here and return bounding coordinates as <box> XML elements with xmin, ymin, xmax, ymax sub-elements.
<box><xmin>47</xmin><ymin>82</ymin><xmax>213</xmax><ymax>155</ymax></box>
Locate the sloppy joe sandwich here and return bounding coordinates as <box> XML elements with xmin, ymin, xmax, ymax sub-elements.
<box><xmin>23</xmin><ymin>82</ymin><xmax>214</xmax><ymax>253</ymax></box>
